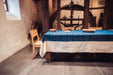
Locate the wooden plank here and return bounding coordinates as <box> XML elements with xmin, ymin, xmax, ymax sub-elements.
<box><xmin>89</xmin><ymin>7</ymin><xmax>105</xmax><ymax>10</ymax></box>
<box><xmin>60</xmin><ymin>19</ymin><xmax>83</xmax><ymax>20</ymax></box>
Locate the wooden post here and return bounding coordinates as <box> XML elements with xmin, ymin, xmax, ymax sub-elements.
<box><xmin>70</xmin><ymin>1</ymin><xmax>74</xmax><ymax>25</ymax></box>
<box><xmin>52</xmin><ymin>0</ymin><xmax>57</xmax><ymax>12</ymax></box>
<box><xmin>83</xmin><ymin>0</ymin><xmax>89</xmax><ymax>29</ymax></box>
<box><xmin>103</xmin><ymin>0</ymin><xmax>113</xmax><ymax>29</ymax></box>
<box><xmin>46</xmin><ymin>52</ymin><xmax>51</xmax><ymax>63</ymax></box>
<box><xmin>57</xmin><ymin>0</ymin><xmax>62</xmax><ymax>30</ymax></box>
<box><xmin>49</xmin><ymin>0</ymin><xmax>53</xmax><ymax>16</ymax></box>
<box><xmin>41</xmin><ymin>0</ymin><xmax>49</xmax><ymax>34</ymax></box>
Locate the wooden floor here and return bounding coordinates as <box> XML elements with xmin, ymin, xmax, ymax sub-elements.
<box><xmin>0</xmin><ymin>45</ymin><xmax>113</xmax><ymax>75</ymax></box>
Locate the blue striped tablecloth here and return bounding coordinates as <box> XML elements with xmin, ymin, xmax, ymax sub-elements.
<box><xmin>40</xmin><ymin>30</ymin><xmax>113</xmax><ymax>57</ymax></box>
<box><xmin>42</xmin><ymin>30</ymin><xmax>113</xmax><ymax>42</ymax></box>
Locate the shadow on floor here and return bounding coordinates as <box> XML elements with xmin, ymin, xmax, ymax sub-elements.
<box><xmin>40</xmin><ymin>53</ymin><xmax>113</xmax><ymax>67</ymax></box>
<box><xmin>50</xmin><ymin>53</ymin><xmax>113</xmax><ymax>62</ymax></box>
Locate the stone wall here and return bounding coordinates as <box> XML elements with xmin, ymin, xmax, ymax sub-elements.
<box><xmin>0</xmin><ymin>0</ymin><xmax>37</xmax><ymax>62</ymax></box>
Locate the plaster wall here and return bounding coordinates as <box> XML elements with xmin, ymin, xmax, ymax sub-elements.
<box><xmin>0</xmin><ymin>0</ymin><xmax>37</xmax><ymax>62</ymax></box>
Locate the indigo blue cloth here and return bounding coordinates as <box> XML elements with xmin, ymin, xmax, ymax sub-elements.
<box><xmin>42</xmin><ymin>30</ymin><xmax>113</xmax><ymax>42</ymax></box>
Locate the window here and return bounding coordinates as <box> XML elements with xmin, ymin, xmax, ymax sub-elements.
<box><xmin>3</xmin><ymin>0</ymin><xmax>21</xmax><ymax>20</ymax></box>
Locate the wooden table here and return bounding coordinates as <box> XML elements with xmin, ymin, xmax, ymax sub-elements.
<box><xmin>40</xmin><ymin>30</ymin><xmax>113</xmax><ymax>63</ymax></box>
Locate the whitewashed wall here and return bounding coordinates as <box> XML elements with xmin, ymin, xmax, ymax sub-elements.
<box><xmin>0</xmin><ymin>0</ymin><xmax>37</xmax><ymax>62</ymax></box>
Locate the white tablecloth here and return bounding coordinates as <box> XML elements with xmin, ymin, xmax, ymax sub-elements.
<box><xmin>39</xmin><ymin>41</ymin><xmax>113</xmax><ymax>57</ymax></box>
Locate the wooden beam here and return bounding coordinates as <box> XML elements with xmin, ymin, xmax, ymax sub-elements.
<box><xmin>41</xmin><ymin>0</ymin><xmax>49</xmax><ymax>34</ymax></box>
<box><xmin>60</xmin><ymin>18</ymin><xmax>83</xmax><ymax>21</ymax></box>
<box><xmin>49</xmin><ymin>0</ymin><xmax>53</xmax><ymax>16</ymax></box>
<box><xmin>57</xmin><ymin>0</ymin><xmax>62</xmax><ymax>30</ymax></box>
<box><xmin>83</xmin><ymin>0</ymin><xmax>89</xmax><ymax>29</ymax></box>
<box><xmin>89</xmin><ymin>7</ymin><xmax>105</xmax><ymax>10</ymax></box>
<box><xmin>103</xmin><ymin>0</ymin><xmax>113</xmax><ymax>29</ymax></box>
<box><xmin>52</xmin><ymin>0</ymin><xmax>57</xmax><ymax>12</ymax></box>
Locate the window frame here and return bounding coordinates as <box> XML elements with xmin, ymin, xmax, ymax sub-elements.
<box><xmin>3</xmin><ymin>0</ymin><xmax>9</xmax><ymax>12</ymax></box>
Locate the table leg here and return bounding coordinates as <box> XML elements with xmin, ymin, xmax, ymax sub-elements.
<box><xmin>46</xmin><ymin>52</ymin><xmax>51</xmax><ymax>63</ymax></box>
<box><xmin>93</xmin><ymin>53</ymin><xmax>96</xmax><ymax>61</ymax></box>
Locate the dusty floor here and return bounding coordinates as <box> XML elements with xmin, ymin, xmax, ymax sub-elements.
<box><xmin>0</xmin><ymin>45</ymin><xmax>113</xmax><ymax>75</ymax></box>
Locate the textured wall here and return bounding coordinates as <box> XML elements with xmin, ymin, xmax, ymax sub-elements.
<box><xmin>0</xmin><ymin>0</ymin><xmax>37</xmax><ymax>62</ymax></box>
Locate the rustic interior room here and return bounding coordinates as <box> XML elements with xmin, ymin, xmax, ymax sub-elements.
<box><xmin>0</xmin><ymin>0</ymin><xmax>113</xmax><ymax>75</ymax></box>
